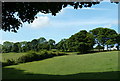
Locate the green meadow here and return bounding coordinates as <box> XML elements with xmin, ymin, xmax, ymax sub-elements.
<box><xmin>2</xmin><ymin>51</ymin><xmax>119</xmax><ymax>79</ymax></box>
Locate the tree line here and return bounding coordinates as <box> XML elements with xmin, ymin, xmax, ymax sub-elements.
<box><xmin>1</xmin><ymin>27</ymin><xmax>120</xmax><ymax>54</ymax></box>
<box><xmin>1</xmin><ymin>37</ymin><xmax>55</xmax><ymax>53</ymax></box>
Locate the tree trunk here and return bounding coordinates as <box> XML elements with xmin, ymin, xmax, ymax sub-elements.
<box><xmin>98</xmin><ymin>43</ymin><xmax>100</xmax><ymax>52</ymax></box>
<box><xmin>103</xmin><ymin>45</ymin><xmax>105</xmax><ymax>51</ymax></box>
<box><xmin>107</xmin><ymin>45</ymin><xmax>108</xmax><ymax>51</ymax></box>
<box><xmin>117</xmin><ymin>44</ymin><xmax>119</xmax><ymax>50</ymax></box>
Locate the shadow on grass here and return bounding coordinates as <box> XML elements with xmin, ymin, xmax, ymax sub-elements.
<box><xmin>2</xmin><ymin>67</ymin><xmax>120</xmax><ymax>80</ymax></box>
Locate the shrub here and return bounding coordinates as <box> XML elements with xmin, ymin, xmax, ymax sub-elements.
<box><xmin>39</xmin><ymin>50</ymin><xmax>54</xmax><ymax>59</ymax></box>
<box><xmin>6</xmin><ymin>59</ymin><xmax>16</xmax><ymax>65</ymax></box>
<box><xmin>51</xmin><ymin>52</ymin><xmax>67</xmax><ymax>56</ymax></box>
<box><xmin>27</xmin><ymin>50</ymin><xmax>36</xmax><ymax>54</ymax></box>
<box><xmin>3</xmin><ymin>51</ymin><xmax>68</xmax><ymax>67</ymax></box>
<box><xmin>2</xmin><ymin>59</ymin><xmax>16</xmax><ymax>67</ymax></box>
<box><xmin>17</xmin><ymin>53</ymin><xmax>39</xmax><ymax>63</ymax></box>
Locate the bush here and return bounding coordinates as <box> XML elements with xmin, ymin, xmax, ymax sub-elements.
<box><xmin>3</xmin><ymin>51</ymin><xmax>68</xmax><ymax>67</ymax></box>
<box><xmin>27</xmin><ymin>50</ymin><xmax>36</xmax><ymax>54</ymax></box>
<box><xmin>6</xmin><ymin>59</ymin><xmax>16</xmax><ymax>65</ymax></box>
<box><xmin>51</xmin><ymin>52</ymin><xmax>67</xmax><ymax>56</ymax></box>
<box><xmin>2</xmin><ymin>59</ymin><xmax>16</xmax><ymax>67</ymax></box>
<box><xmin>39</xmin><ymin>50</ymin><xmax>54</xmax><ymax>59</ymax></box>
<box><xmin>17</xmin><ymin>51</ymin><xmax>56</xmax><ymax>63</ymax></box>
<box><xmin>17</xmin><ymin>53</ymin><xmax>39</xmax><ymax>63</ymax></box>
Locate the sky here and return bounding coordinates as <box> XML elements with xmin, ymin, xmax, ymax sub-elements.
<box><xmin>0</xmin><ymin>2</ymin><xmax>118</xmax><ymax>44</ymax></box>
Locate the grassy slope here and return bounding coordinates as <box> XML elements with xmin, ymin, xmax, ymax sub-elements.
<box><xmin>3</xmin><ymin>51</ymin><xmax>119</xmax><ymax>79</ymax></box>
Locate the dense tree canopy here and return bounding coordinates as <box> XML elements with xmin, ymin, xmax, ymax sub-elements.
<box><xmin>2</xmin><ymin>37</ymin><xmax>56</xmax><ymax>53</ymax></box>
<box><xmin>1</xmin><ymin>1</ymin><xmax>119</xmax><ymax>32</ymax></box>
<box><xmin>56</xmin><ymin>30</ymin><xmax>95</xmax><ymax>53</ymax></box>
<box><xmin>56</xmin><ymin>39</ymin><xmax>68</xmax><ymax>51</ymax></box>
<box><xmin>67</xmin><ymin>30</ymin><xmax>95</xmax><ymax>53</ymax></box>
<box><xmin>2</xmin><ymin>41</ymin><xmax>13</xmax><ymax>53</ymax></box>
<box><xmin>90</xmin><ymin>27</ymin><xmax>118</xmax><ymax>51</ymax></box>
<box><xmin>48</xmin><ymin>39</ymin><xmax>56</xmax><ymax>50</ymax></box>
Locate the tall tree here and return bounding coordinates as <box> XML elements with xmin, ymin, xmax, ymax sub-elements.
<box><xmin>20</xmin><ymin>41</ymin><xmax>27</xmax><ymax>52</ymax></box>
<box><xmin>57</xmin><ymin>39</ymin><xmax>63</xmax><ymax>51</ymax></box>
<box><xmin>114</xmin><ymin>34</ymin><xmax>120</xmax><ymax>50</ymax></box>
<box><xmin>11</xmin><ymin>42</ymin><xmax>19</xmax><ymax>52</ymax></box>
<box><xmin>31</xmin><ymin>39</ymin><xmax>39</xmax><ymax>51</ymax></box>
<box><xmin>2</xmin><ymin>41</ymin><xmax>13</xmax><ymax>53</ymax></box>
<box><xmin>106</xmin><ymin>39</ymin><xmax>115</xmax><ymax>50</ymax></box>
<box><xmin>90</xmin><ymin>27</ymin><xmax>117</xmax><ymax>51</ymax></box>
<box><xmin>38</xmin><ymin>37</ymin><xmax>47</xmax><ymax>44</ymax></box>
<box><xmin>68</xmin><ymin>30</ymin><xmax>95</xmax><ymax>53</ymax></box>
<box><xmin>37</xmin><ymin>37</ymin><xmax>47</xmax><ymax>50</ymax></box>
<box><xmin>48</xmin><ymin>39</ymin><xmax>55</xmax><ymax>50</ymax></box>
<box><xmin>56</xmin><ymin>39</ymin><xmax>68</xmax><ymax>52</ymax></box>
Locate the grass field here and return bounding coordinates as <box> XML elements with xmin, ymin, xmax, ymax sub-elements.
<box><xmin>2</xmin><ymin>51</ymin><xmax>119</xmax><ymax>79</ymax></box>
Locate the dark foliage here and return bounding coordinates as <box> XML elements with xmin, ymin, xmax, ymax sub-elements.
<box><xmin>2</xmin><ymin>51</ymin><xmax>68</xmax><ymax>66</ymax></box>
<box><xmin>1</xmin><ymin>1</ymin><xmax>111</xmax><ymax>32</ymax></box>
<box><xmin>17</xmin><ymin>53</ymin><xmax>40</xmax><ymax>63</ymax></box>
<box><xmin>2</xmin><ymin>59</ymin><xmax>17</xmax><ymax>67</ymax></box>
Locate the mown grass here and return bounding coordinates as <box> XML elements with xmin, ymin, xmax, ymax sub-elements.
<box><xmin>2</xmin><ymin>51</ymin><xmax>119</xmax><ymax>79</ymax></box>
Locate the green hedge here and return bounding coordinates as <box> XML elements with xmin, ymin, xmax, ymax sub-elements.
<box><xmin>2</xmin><ymin>51</ymin><xmax>68</xmax><ymax>67</ymax></box>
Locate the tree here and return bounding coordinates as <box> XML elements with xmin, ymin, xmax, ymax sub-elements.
<box><xmin>90</xmin><ymin>27</ymin><xmax>117</xmax><ymax>51</ymax></box>
<box><xmin>38</xmin><ymin>37</ymin><xmax>47</xmax><ymax>44</ymax></box>
<box><xmin>56</xmin><ymin>39</ymin><xmax>68</xmax><ymax>52</ymax></box>
<box><xmin>106</xmin><ymin>39</ymin><xmax>116</xmax><ymax>50</ymax></box>
<box><xmin>20</xmin><ymin>41</ymin><xmax>27</xmax><ymax>52</ymax></box>
<box><xmin>2</xmin><ymin>1</ymin><xmax>118</xmax><ymax>32</ymax></box>
<box><xmin>11</xmin><ymin>42</ymin><xmax>20</xmax><ymax>52</ymax></box>
<box><xmin>48</xmin><ymin>39</ymin><xmax>55</xmax><ymax>50</ymax></box>
<box><xmin>37</xmin><ymin>37</ymin><xmax>48</xmax><ymax>50</ymax></box>
<box><xmin>2</xmin><ymin>41</ymin><xmax>13</xmax><ymax>53</ymax></box>
<box><xmin>95</xmin><ymin>44</ymin><xmax>104</xmax><ymax>50</ymax></box>
<box><xmin>114</xmin><ymin>34</ymin><xmax>120</xmax><ymax>50</ymax></box>
<box><xmin>68</xmin><ymin>30</ymin><xmax>95</xmax><ymax>53</ymax></box>
<box><xmin>31</xmin><ymin>39</ymin><xmax>39</xmax><ymax>51</ymax></box>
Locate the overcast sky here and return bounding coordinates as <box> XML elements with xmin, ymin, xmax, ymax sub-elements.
<box><xmin>0</xmin><ymin>2</ymin><xmax>118</xmax><ymax>44</ymax></box>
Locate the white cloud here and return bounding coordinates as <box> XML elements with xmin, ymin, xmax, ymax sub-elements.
<box><xmin>81</xmin><ymin>7</ymin><xmax>96</xmax><ymax>10</ymax></box>
<box><xmin>37</xmin><ymin>9</ymin><xmax>64</xmax><ymax>16</ymax></box>
<box><xmin>103</xmin><ymin>24</ymin><xmax>112</xmax><ymax>28</ymax></box>
<box><xmin>51</xmin><ymin>19</ymin><xmax>118</xmax><ymax>27</ymax></box>
<box><xmin>66</xmin><ymin>7</ymin><xmax>96</xmax><ymax>10</ymax></box>
<box><xmin>28</xmin><ymin>16</ymin><xmax>50</xmax><ymax>29</ymax></box>
<box><xmin>64</xmin><ymin>6</ymin><xmax>109</xmax><ymax>10</ymax></box>
<box><xmin>102</xmin><ymin>0</ymin><xmax>110</xmax><ymax>2</ymax></box>
<box><xmin>57</xmin><ymin>9</ymin><xmax>65</xmax><ymax>15</ymax></box>
<box><xmin>37</xmin><ymin>12</ymin><xmax>50</xmax><ymax>16</ymax></box>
